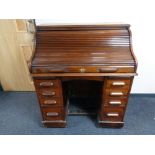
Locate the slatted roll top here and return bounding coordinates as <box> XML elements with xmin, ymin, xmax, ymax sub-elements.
<box><xmin>31</xmin><ymin>24</ymin><xmax>137</xmax><ymax>74</ymax></box>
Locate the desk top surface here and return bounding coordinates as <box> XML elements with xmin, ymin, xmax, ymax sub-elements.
<box><xmin>32</xmin><ymin>25</ymin><xmax>136</xmax><ymax>69</ymax></box>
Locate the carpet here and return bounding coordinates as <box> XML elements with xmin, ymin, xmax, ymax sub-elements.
<box><xmin>0</xmin><ymin>91</ymin><xmax>155</xmax><ymax>135</ymax></box>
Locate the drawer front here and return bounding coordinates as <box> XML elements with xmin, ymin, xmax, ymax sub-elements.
<box><xmin>106</xmin><ymin>78</ymin><xmax>132</xmax><ymax>89</ymax></box>
<box><xmin>38</xmin><ymin>88</ymin><xmax>62</xmax><ymax>98</ymax></box>
<box><xmin>105</xmin><ymin>89</ymin><xmax>129</xmax><ymax>97</ymax></box>
<box><xmin>100</xmin><ymin>107</ymin><xmax>125</xmax><ymax>122</ymax></box>
<box><xmin>103</xmin><ymin>97</ymin><xmax>128</xmax><ymax>107</ymax></box>
<box><xmin>32</xmin><ymin>66</ymin><xmax>135</xmax><ymax>73</ymax></box>
<box><xmin>42</xmin><ymin>107</ymin><xmax>65</xmax><ymax>121</ymax></box>
<box><xmin>39</xmin><ymin>97</ymin><xmax>63</xmax><ymax>106</ymax></box>
<box><xmin>34</xmin><ymin>79</ymin><xmax>60</xmax><ymax>88</ymax></box>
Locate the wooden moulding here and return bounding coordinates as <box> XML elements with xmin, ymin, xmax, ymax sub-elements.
<box><xmin>32</xmin><ymin>73</ymin><xmax>137</xmax><ymax>77</ymax></box>
<box><xmin>36</xmin><ymin>24</ymin><xmax>130</xmax><ymax>31</ymax></box>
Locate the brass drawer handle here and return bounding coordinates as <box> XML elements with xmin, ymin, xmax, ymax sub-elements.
<box><xmin>109</xmin><ymin>101</ymin><xmax>121</xmax><ymax>105</ymax></box>
<box><xmin>42</xmin><ymin>92</ymin><xmax>56</xmax><ymax>96</ymax></box>
<box><xmin>107</xmin><ymin>113</ymin><xmax>119</xmax><ymax>117</ymax></box>
<box><xmin>46</xmin><ymin>112</ymin><xmax>59</xmax><ymax>117</ymax></box>
<box><xmin>99</xmin><ymin>68</ymin><xmax>118</xmax><ymax>73</ymax></box>
<box><xmin>44</xmin><ymin>100</ymin><xmax>57</xmax><ymax>105</ymax></box>
<box><xmin>112</xmin><ymin>82</ymin><xmax>125</xmax><ymax>86</ymax></box>
<box><xmin>49</xmin><ymin>69</ymin><xmax>64</xmax><ymax>73</ymax></box>
<box><xmin>40</xmin><ymin>82</ymin><xmax>54</xmax><ymax>87</ymax></box>
<box><xmin>79</xmin><ymin>68</ymin><xmax>86</xmax><ymax>73</ymax></box>
<box><xmin>110</xmin><ymin>92</ymin><xmax>123</xmax><ymax>96</ymax></box>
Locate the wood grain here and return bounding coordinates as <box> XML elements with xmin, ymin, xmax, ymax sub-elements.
<box><xmin>32</xmin><ymin>25</ymin><xmax>137</xmax><ymax>75</ymax></box>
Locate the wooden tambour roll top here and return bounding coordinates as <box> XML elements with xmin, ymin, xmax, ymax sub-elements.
<box><xmin>31</xmin><ymin>24</ymin><xmax>137</xmax><ymax>75</ymax></box>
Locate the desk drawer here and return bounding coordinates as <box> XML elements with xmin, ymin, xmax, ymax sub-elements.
<box><xmin>106</xmin><ymin>78</ymin><xmax>132</xmax><ymax>89</ymax></box>
<box><xmin>103</xmin><ymin>97</ymin><xmax>128</xmax><ymax>107</ymax></box>
<box><xmin>39</xmin><ymin>97</ymin><xmax>63</xmax><ymax>106</ymax></box>
<box><xmin>42</xmin><ymin>107</ymin><xmax>65</xmax><ymax>121</ymax></box>
<box><xmin>100</xmin><ymin>107</ymin><xmax>125</xmax><ymax>122</ymax></box>
<box><xmin>34</xmin><ymin>79</ymin><xmax>60</xmax><ymax>88</ymax></box>
<box><xmin>38</xmin><ymin>88</ymin><xmax>61</xmax><ymax>98</ymax></box>
<box><xmin>105</xmin><ymin>89</ymin><xmax>129</xmax><ymax>97</ymax></box>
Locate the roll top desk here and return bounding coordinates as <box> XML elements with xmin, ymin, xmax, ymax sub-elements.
<box><xmin>31</xmin><ymin>24</ymin><xmax>137</xmax><ymax>128</ymax></box>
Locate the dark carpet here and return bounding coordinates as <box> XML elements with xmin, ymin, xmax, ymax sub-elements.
<box><xmin>0</xmin><ymin>91</ymin><xmax>155</xmax><ymax>135</ymax></box>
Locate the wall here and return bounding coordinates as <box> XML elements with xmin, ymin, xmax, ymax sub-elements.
<box><xmin>0</xmin><ymin>20</ymin><xmax>35</xmax><ymax>91</ymax></box>
<box><xmin>35</xmin><ymin>0</ymin><xmax>155</xmax><ymax>93</ymax></box>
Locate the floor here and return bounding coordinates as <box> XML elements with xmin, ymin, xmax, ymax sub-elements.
<box><xmin>0</xmin><ymin>91</ymin><xmax>155</xmax><ymax>135</ymax></box>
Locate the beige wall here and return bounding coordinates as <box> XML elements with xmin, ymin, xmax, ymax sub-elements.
<box><xmin>0</xmin><ymin>19</ymin><xmax>35</xmax><ymax>91</ymax></box>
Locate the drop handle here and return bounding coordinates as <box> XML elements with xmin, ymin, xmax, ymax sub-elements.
<box><xmin>46</xmin><ymin>112</ymin><xmax>59</xmax><ymax>117</ymax></box>
<box><xmin>109</xmin><ymin>101</ymin><xmax>121</xmax><ymax>105</ymax></box>
<box><xmin>112</xmin><ymin>82</ymin><xmax>125</xmax><ymax>86</ymax></box>
<box><xmin>48</xmin><ymin>68</ymin><xmax>65</xmax><ymax>73</ymax></box>
<box><xmin>79</xmin><ymin>68</ymin><xmax>86</xmax><ymax>73</ymax></box>
<box><xmin>42</xmin><ymin>91</ymin><xmax>56</xmax><ymax>96</ymax></box>
<box><xmin>99</xmin><ymin>68</ymin><xmax>118</xmax><ymax>73</ymax></box>
<box><xmin>44</xmin><ymin>100</ymin><xmax>57</xmax><ymax>105</ymax></box>
<box><xmin>40</xmin><ymin>82</ymin><xmax>54</xmax><ymax>87</ymax></box>
<box><xmin>110</xmin><ymin>92</ymin><xmax>123</xmax><ymax>96</ymax></box>
<box><xmin>107</xmin><ymin>113</ymin><xmax>119</xmax><ymax>117</ymax></box>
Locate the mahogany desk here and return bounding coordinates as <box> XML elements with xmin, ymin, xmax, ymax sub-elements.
<box><xmin>31</xmin><ymin>24</ymin><xmax>137</xmax><ymax>128</ymax></box>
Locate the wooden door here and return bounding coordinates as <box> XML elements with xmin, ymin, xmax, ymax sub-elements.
<box><xmin>0</xmin><ymin>19</ymin><xmax>35</xmax><ymax>91</ymax></box>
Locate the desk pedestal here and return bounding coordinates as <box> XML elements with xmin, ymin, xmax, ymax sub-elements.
<box><xmin>33</xmin><ymin>76</ymin><xmax>133</xmax><ymax>128</ymax></box>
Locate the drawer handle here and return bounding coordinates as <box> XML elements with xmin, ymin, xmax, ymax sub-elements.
<box><xmin>44</xmin><ymin>100</ymin><xmax>57</xmax><ymax>105</ymax></box>
<box><xmin>49</xmin><ymin>69</ymin><xmax>64</xmax><ymax>73</ymax></box>
<box><xmin>110</xmin><ymin>92</ymin><xmax>123</xmax><ymax>96</ymax></box>
<box><xmin>79</xmin><ymin>68</ymin><xmax>86</xmax><ymax>73</ymax></box>
<box><xmin>42</xmin><ymin>92</ymin><xmax>56</xmax><ymax>96</ymax></box>
<box><xmin>46</xmin><ymin>112</ymin><xmax>59</xmax><ymax>117</ymax></box>
<box><xmin>112</xmin><ymin>82</ymin><xmax>125</xmax><ymax>86</ymax></box>
<box><xmin>109</xmin><ymin>101</ymin><xmax>121</xmax><ymax>105</ymax></box>
<box><xmin>99</xmin><ymin>68</ymin><xmax>118</xmax><ymax>73</ymax></box>
<box><xmin>107</xmin><ymin>113</ymin><xmax>119</xmax><ymax>117</ymax></box>
<box><xmin>40</xmin><ymin>82</ymin><xmax>54</xmax><ymax>87</ymax></box>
